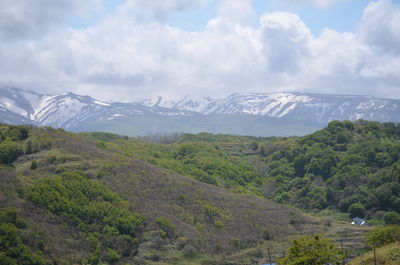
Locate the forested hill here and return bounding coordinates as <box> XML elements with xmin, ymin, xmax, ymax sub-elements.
<box><xmin>259</xmin><ymin>120</ymin><xmax>400</xmax><ymax>223</ymax></box>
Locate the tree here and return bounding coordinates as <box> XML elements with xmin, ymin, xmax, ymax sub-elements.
<box><xmin>277</xmin><ymin>235</ymin><xmax>343</xmax><ymax>265</ymax></box>
<box><xmin>365</xmin><ymin>226</ymin><xmax>400</xmax><ymax>248</ymax></box>
<box><xmin>0</xmin><ymin>140</ymin><xmax>23</xmax><ymax>164</ymax></box>
<box><xmin>294</xmin><ymin>155</ymin><xmax>307</xmax><ymax>177</ymax></box>
<box><xmin>383</xmin><ymin>212</ymin><xmax>400</xmax><ymax>225</ymax></box>
<box><xmin>348</xmin><ymin>203</ymin><xmax>366</xmax><ymax>218</ymax></box>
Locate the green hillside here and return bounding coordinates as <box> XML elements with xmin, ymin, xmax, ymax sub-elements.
<box><xmin>3</xmin><ymin>121</ymin><xmax>398</xmax><ymax>264</ymax></box>
<box><xmin>84</xmin><ymin>120</ymin><xmax>400</xmax><ymax>225</ymax></box>
<box><xmin>0</xmin><ymin>123</ymin><xmax>363</xmax><ymax>265</ymax></box>
<box><xmin>349</xmin><ymin>242</ymin><xmax>400</xmax><ymax>265</ymax></box>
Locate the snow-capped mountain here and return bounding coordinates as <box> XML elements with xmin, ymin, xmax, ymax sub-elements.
<box><xmin>0</xmin><ymin>87</ymin><xmax>193</xmax><ymax>129</ymax></box>
<box><xmin>140</xmin><ymin>92</ymin><xmax>400</xmax><ymax>123</ymax></box>
<box><xmin>1</xmin><ymin>87</ymin><xmax>400</xmax><ymax>136</ymax></box>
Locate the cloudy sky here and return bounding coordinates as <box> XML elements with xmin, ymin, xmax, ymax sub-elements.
<box><xmin>0</xmin><ymin>0</ymin><xmax>399</xmax><ymax>101</ymax></box>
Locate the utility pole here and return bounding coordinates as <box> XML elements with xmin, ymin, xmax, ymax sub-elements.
<box><xmin>268</xmin><ymin>248</ymin><xmax>272</xmax><ymax>265</ymax></box>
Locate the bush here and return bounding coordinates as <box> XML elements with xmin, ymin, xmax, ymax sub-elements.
<box><xmin>30</xmin><ymin>160</ymin><xmax>38</xmax><ymax>170</ymax></box>
<box><xmin>0</xmin><ymin>212</ymin><xmax>45</xmax><ymax>265</ymax></box>
<box><xmin>278</xmin><ymin>235</ymin><xmax>343</xmax><ymax>265</ymax></box>
<box><xmin>383</xmin><ymin>212</ymin><xmax>400</xmax><ymax>225</ymax></box>
<box><xmin>155</xmin><ymin>217</ymin><xmax>175</xmax><ymax>238</ymax></box>
<box><xmin>365</xmin><ymin>226</ymin><xmax>400</xmax><ymax>248</ymax></box>
<box><xmin>27</xmin><ymin>171</ymin><xmax>145</xmax><ymax>238</ymax></box>
<box><xmin>0</xmin><ymin>140</ymin><xmax>23</xmax><ymax>164</ymax></box>
<box><xmin>105</xmin><ymin>248</ymin><xmax>121</xmax><ymax>264</ymax></box>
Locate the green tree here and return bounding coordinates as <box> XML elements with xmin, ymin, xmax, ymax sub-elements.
<box><xmin>0</xmin><ymin>140</ymin><xmax>23</xmax><ymax>164</ymax></box>
<box><xmin>365</xmin><ymin>226</ymin><xmax>400</xmax><ymax>248</ymax></box>
<box><xmin>383</xmin><ymin>212</ymin><xmax>400</xmax><ymax>225</ymax></box>
<box><xmin>348</xmin><ymin>203</ymin><xmax>366</xmax><ymax>218</ymax></box>
<box><xmin>277</xmin><ymin>235</ymin><xmax>343</xmax><ymax>265</ymax></box>
<box><xmin>294</xmin><ymin>154</ymin><xmax>307</xmax><ymax>177</ymax></box>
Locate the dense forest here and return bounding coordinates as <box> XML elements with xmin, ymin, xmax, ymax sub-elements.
<box><xmin>0</xmin><ymin>121</ymin><xmax>399</xmax><ymax>264</ymax></box>
<box><xmin>260</xmin><ymin>120</ymin><xmax>400</xmax><ymax>223</ymax></box>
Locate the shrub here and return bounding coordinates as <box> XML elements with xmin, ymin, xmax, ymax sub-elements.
<box><xmin>365</xmin><ymin>226</ymin><xmax>400</xmax><ymax>248</ymax></box>
<box><xmin>0</xmin><ymin>140</ymin><xmax>23</xmax><ymax>164</ymax></box>
<box><xmin>213</xmin><ymin>220</ymin><xmax>224</xmax><ymax>229</ymax></box>
<box><xmin>30</xmin><ymin>160</ymin><xmax>38</xmax><ymax>170</ymax></box>
<box><xmin>383</xmin><ymin>212</ymin><xmax>400</xmax><ymax>225</ymax></box>
<box><xmin>278</xmin><ymin>235</ymin><xmax>343</xmax><ymax>265</ymax></box>
<box><xmin>105</xmin><ymin>248</ymin><xmax>121</xmax><ymax>264</ymax></box>
<box><xmin>27</xmin><ymin>171</ymin><xmax>145</xmax><ymax>238</ymax></box>
<box><xmin>155</xmin><ymin>217</ymin><xmax>175</xmax><ymax>238</ymax></box>
<box><xmin>0</xmin><ymin>210</ymin><xmax>45</xmax><ymax>265</ymax></box>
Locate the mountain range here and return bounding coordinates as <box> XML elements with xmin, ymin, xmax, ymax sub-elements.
<box><xmin>1</xmin><ymin>86</ymin><xmax>400</xmax><ymax>136</ymax></box>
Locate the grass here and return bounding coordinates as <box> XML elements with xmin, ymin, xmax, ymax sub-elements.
<box><xmin>349</xmin><ymin>242</ymin><xmax>400</xmax><ymax>265</ymax></box>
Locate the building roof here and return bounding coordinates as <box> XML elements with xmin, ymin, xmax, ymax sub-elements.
<box><xmin>351</xmin><ymin>217</ymin><xmax>369</xmax><ymax>226</ymax></box>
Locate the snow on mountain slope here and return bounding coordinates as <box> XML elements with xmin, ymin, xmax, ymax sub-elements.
<box><xmin>172</xmin><ymin>96</ymin><xmax>216</xmax><ymax>113</ymax></box>
<box><xmin>0</xmin><ymin>88</ymin><xmax>113</xmax><ymax>128</ymax></box>
<box><xmin>158</xmin><ymin>92</ymin><xmax>400</xmax><ymax>123</ymax></box>
<box><xmin>208</xmin><ymin>93</ymin><xmax>313</xmax><ymax>117</ymax></box>
<box><xmin>136</xmin><ymin>96</ymin><xmax>177</xmax><ymax>109</ymax></box>
<box><xmin>1</xmin><ymin>87</ymin><xmax>400</xmax><ymax>132</ymax></box>
<box><xmin>0</xmin><ymin>87</ymin><xmax>44</xmax><ymax>117</ymax></box>
<box><xmin>0</xmin><ymin>87</ymin><xmax>196</xmax><ymax>128</ymax></box>
<box><xmin>30</xmin><ymin>93</ymin><xmax>111</xmax><ymax>128</ymax></box>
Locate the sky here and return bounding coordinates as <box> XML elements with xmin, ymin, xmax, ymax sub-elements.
<box><xmin>0</xmin><ymin>0</ymin><xmax>399</xmax><ymax>102</ymax></box>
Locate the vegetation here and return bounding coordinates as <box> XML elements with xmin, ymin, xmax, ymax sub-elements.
<box><xmin>2</xmin><ymin>122</ymin><xmax>396</xmax><ymax>264</ymax></box>
<box><xmin>0</xmin><ymin>208</ymin><xmax>45</xmax><ymax>265</ymax></box>
<box><xmin>349</xmin><ymin>242</ymin><xmax>400</xmax><ymax>265</ymax></box>
<box><xmin>86</xmin><ymin>131</ymin><xmax>261</xmax><ymax>190</ymax></box>
<box><xmin>1</xmin><ymin>123</ymin><xmax>329</xmax><ymax>264</ymax></box>
<box><xmin>365</xmin><ymin>226</ymin><xmax>400</xmax><ymax>248</ymax></box>
<box><xmin>27</xmin><ymin>171</ymin><xmax>145</xmax><ymax>237</ymax></box>
<box><xmin>277</xmin><ymin>235</ymin><xmax>344</xmax><ymax>265</ymax></box>
<box><xmin>258</xmin><ymin>120</ymin><xmax>400</xmax><ymax>221</ymax></box>
<box><xmin>88</xmin><ymin>120</ymin><xmax>400</xmax><ymax>223</ymax></box>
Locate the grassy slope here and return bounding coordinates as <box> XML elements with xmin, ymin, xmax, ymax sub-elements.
<box><xmin>349</xmin><ymin>242</ymin><xmax>400</xmax><ymax>265</ymax></box>
<box><xmin>1</xmin><ymin>125</ymin><xmax>370</xmax><ymax>264</ymax></box>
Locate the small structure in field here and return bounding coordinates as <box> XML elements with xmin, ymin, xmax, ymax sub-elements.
<box><xmin>351</xmin><ymin>217</ymin><xmax>369</xmax><ymax>226</ymax></box>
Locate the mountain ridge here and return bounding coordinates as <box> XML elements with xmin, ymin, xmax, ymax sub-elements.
<box><xmin>1</xmin><ymin>87</ymin><xmax>400</xmax><ymax>136</ymax></box>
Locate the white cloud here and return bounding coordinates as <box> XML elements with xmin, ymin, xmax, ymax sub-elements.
<box><xmin>218</xmin><ymin>0</ymin><xmax>255</xmax><ymax>24</ymax></box>
<box><xmin>0</xmin><ymin>0</ymin><xmax>399</xmax><ymax>101</ymax></box>
<box><xmin>260</xmin><ymin>12</ymin><xmax>312</xmax><ymax>74</ymax></box>
<box><xmin>0</xmin><ymin>0</ymin><xmax>102</xmax><ymax>40</ymax></box>
<box><xmin>360</xmin><ymin>0</ymin><xmax>400</xmax><ymax>54</ymax></box>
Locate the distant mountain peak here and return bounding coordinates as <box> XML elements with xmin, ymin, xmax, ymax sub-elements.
<box><xmin>1</xmin><ymin>87</ymin><xmax>400</xmax><ymax>136</ymax></box>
